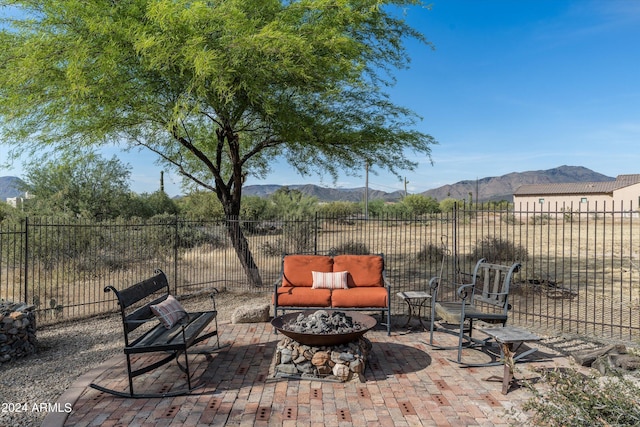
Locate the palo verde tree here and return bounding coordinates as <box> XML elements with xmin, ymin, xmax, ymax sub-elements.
<box><xmin>0</xmin><ymin>0</ymin><xmax>436</xmax><ymax>287</ymax></box>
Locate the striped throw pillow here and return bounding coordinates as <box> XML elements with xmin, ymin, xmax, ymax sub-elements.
<box><xmin>150</xmin><ymin>295</ymin><xmax>187</xmax><ymax>329</ymax></box>
<box><xmin>311</xmin><ymin>271</ymin><xmax>349</xmax><ymax>290</ymax></box>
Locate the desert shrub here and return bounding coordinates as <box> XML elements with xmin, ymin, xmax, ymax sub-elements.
<box><xmin>501</xmin><ymin>213</ymin><xmax>521</xmax><ymax>225</ymax></box>
<box><xmin>439</xmin><ymin>198</ymin><xmax>462</xmax><ymax>213</ymax></box>
<box><xmin>417</xmin><ymin>243</ymin><xmax>445</xmax><ymax>263</ymax></box>
<box><xmin>530</xmin><ymin>214</ymin><xmax>551</xmax><ymax>225</ymax></box>
<box><xmin>468</xmin><ymin>237</ymin><xmax>528</xmax><ymax>263</ymax></box>
<box><xmin>318</xmin><ymin>201</ymin><xmax>361</xmax><ymax>221</ymax></box>
<box><xmin>258</xmin><ymin>221</ymin><xmax>315</xmax><ymax>255</ymax></box>
<box><xmin>259</xmin><ymin>239</ymin><xmax>285</xmax><ymax>257</ymax></box>
<box><xmin>177</xmin><ymin>222</ymin><xmax>227</xmax><ymax>249</ymax></box>
<box><xmin>284</xmin><ymin>220</ymin><xmax>315</xmax><ymax>254</ymax></box>
<box><xmin>520</xmin><ymin>368</ymin><xmax>640</xmax><ymax>426</ymax></box>
<box><xmin>381</xmin><ymin>202</ymin><xmax>412</xmax><ymax>218</ymax></box>
<box><xmin>561</xmin><ymin>208</ymin><xmax>575</xmax><ymax>223</ymax></box>
<box><xmin>330</xmin><ymin>241</ymin><xmax>370</xmax><ymax>255</ymax></box>
<box><xmin>402</xmin><ymin>194</ymin><xmax>440</xmax><ymax>215</ymax></box>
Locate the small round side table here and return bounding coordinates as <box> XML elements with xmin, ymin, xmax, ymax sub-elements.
<box><xmin>397</xmin><ymin>291</ymin><xmax>431</xmax><ymax>330</ymax></box>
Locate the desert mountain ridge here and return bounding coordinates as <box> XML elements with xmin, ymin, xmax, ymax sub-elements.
<box><xmin>243</xmin><ymin>165</ymin><xmax>615</xmax><ymax>202</ymax></box>
<box><xmin>0</xmin><ymin>165</ymin><xmax>617</xmax><ymax>203</ymax></box>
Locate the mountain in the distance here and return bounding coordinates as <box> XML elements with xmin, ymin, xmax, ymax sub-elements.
<box><xmin>243</xmin><ymin>183</ymin><xmax>404</xmax><ymax>202</ymax></box>
<box><xmin>0</xmin><ymin>166</ymin><xmax>620</xmax><ymax>204</ymax></box>
<box><xmin>0</xmin><ymin>176</ymin><xmax>25</xmax><ymax>201</ymax></box>
<box><xmin>243</xmin><ymin>166</ymin><xmax>616</xmax><ymax>202</ymax></box>
<box><xmin>419</xmin><ymin>165</ymin><xmax>615</xmax><ymax>202</ymax></box>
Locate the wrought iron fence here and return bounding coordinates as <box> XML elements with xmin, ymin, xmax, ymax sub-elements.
<box><xmin>1</xmin><ymin>203</ymin><xmax>639</xmax><ymax>343</ymax></box>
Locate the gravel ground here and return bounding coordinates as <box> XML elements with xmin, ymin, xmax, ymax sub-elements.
<box><xmin>0</xmin><ymin>291</ymin><xmax>270</xmax><ymax>427</ymax></box>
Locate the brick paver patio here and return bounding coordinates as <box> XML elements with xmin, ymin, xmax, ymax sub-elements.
<box><xmin>43</xmin><ymin>319</ymin><xmax>579</xmax><ymax>426</ymax></box>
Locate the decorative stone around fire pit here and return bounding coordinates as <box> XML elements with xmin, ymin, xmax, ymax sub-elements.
<box><xmin>272</xmin><ymin>336</ymin><xmax>372</xmax><ymax>382</ymax></box>
<box><xmin>270</xmin><ymin>310</ymin><xmax>375</xmax><ymax>382</ymax></box>
<box><xmin>0</xmin><ymin>301</ymin><xmax>37</xmax><ymax>364</ymax></box>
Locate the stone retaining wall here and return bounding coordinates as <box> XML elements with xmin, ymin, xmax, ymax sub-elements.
<box><xmin>0</xmin><ymin>302</ymin><xmax>37</xmax><ymax>364</ymax></box>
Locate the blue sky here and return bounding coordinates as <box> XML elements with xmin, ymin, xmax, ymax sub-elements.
<box><xmin>2</xmin><ymin>0</ymin><xmax>640</xmax><ymax>197</ymax></box>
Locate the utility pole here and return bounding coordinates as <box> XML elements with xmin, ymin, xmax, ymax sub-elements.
<box><xmin>404</xmin><ymin>177</ymin><xmax>409</xmax><ymax>197</ymax></box>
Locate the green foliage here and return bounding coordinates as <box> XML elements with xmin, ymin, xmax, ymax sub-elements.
<box><xmin>241</xmin><ymin>196</ymin><xmax>270</xmax><ymax>220</ymax></box>
<box><xmin>468</xmin><ymin>236</ymin><xmax>528</xmax><ymax>263</ymax></box>
<box><xmin>402</xmin><ymin>194</ymin><xmax>440</xmax><ymax>215</ymax></box>
<box><xmin>381</xmin><ymin>201</ymin><xmax>411</xmax><ymax>218</ymax></box>
<box><xmin>439</xmin><ymin>198</ymin><xmax>462</xmax><ymax>213</ymax></box>
<box><xmin>521</xmin><ymin>368</ymin><xmax>640</xmax><ymax>426</ymax></box>
<box><xmin>0</xmin><ymin>0</ymin><xmax>435</xmax><ymax>201</ymax></box>
<box><xmin>130</xmin><ymin>191</ymin><xmax>180</xmax><ymax>219</ymax></box>
<box><xmin>317</xmin><ymin>201</ymin><xmax>361</xmax><ymax>221</ymax></box>
<box><xmin>364</xmin><ymin>199</ymin><xmax>387</xmax><ymax>218</ymax></box>
<box><xmin>0</xmin><ymin>0</ymin><xmax>436</xmax><ymax>286</ymax></box>
<box><xmin>177</xmin><ymin>191</ymin><xmax>225</xmax><ymax>221</ymax></box>
<box><xmin>22</xmin><ymin>153</ymin><xmax>133</xmax><ymax>220</ymax></box>
<box><xmin>266</xmin><ymin>188</ymin><xmax>318</xmax><ymax>219</ymax></box>
<box><xmin>0</xmin><ymin>202</ymin><xmax>24</xmax><ymax>224</ymax></box>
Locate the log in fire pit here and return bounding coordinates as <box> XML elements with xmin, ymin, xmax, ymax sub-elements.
<box><xmin>271</xmin><ymin>310</ymin><xmax>377</xmax><ymax>346</ymax></box>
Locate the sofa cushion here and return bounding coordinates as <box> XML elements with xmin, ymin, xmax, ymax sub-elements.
<box><xmin>275</xmin><ymin>286</ymin><xmax>332</xmax><ymax>307</ymax></box>
<box><xmin>282</xmin><ymin>255</ymin><xmax>333</xmax><ymax>287</ymax></box>
<box><xmin>312</xmin><ymin>271</ymin><xmax>348</xmax><ymax>290</ymax></box>
<box><xmin>331</xmin><ymin>287</ymin><xmax>388</xmax><ymax>308</ymax></box>
<box><xmin>333</xmin><ymin>255</ymin><xmax>384</xmax><ymax>287</ymax></box>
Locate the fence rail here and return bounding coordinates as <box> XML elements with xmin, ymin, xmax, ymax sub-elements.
<box><xmin>1</xmin><ymin>204</ymin><xmax>639</xmax><ymax>343</ymax></box>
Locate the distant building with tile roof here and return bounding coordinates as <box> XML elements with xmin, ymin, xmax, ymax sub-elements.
<box><xmin>513</xmin><ymin>174</ymin><xmax>640</xmax><ymax>213</ymax></box>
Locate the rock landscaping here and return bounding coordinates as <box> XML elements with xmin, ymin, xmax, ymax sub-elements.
<box><xmin>272</xmin><ymin>336</ymin><xmax>371</xmax><ymax>382</ymax></box>
<box><xmin>0</xmin><ymin>301</ymin><xmax>37</xmax><ymax>364</ymax></box>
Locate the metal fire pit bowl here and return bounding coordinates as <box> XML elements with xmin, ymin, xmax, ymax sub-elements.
<box><xmin>271</xmin><ymin>311</ymin><xmax>377</xmax><ymax>346</ymax></box>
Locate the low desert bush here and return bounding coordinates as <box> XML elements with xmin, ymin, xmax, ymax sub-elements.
<box><xmin>468</xmin><ymin>237</ymin><xmax>528</xmax><ymax>263</ymax></box>
<box><xmin>417</xmin><ymin>243</ymin><xmax>445</xmax><ymax>263</ymax></box>
<box><xmin>519</xmin><ymin>367</ymin><xmax>640</xmax><ymax>426</ymax></box>
<box><xmin>330</xmin><ymin>241</ymin><xmax>370</xmax><ymax>255</ymax></box>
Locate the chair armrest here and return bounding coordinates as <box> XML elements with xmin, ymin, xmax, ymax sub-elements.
<box><xmin>382</xmin><ymin>276</ymin><xmax>392</xmax><ymax>289</ymax></box>
<box><xmin>456</xmin><ymin>283</ymin><xmax>475</xmax><ymax>300</ymax></box>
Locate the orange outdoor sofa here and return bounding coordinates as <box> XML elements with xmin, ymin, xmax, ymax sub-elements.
<box><xmin>273</xmin><ymin>254</ymin><xmax>391</xmax><ymax>335</ymax></box>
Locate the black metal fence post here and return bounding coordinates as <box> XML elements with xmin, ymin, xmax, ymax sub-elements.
<box><xmin>314</xmin><ymin>212</ymin><xmax>318</xmax><ymax>254</ymax></box>
<box><xmin>173</xmin><ymin>215</ymin><xmax>179</xmax><ymax>294</ymax></box>
<box><xmin>23</xmin><ymin>217</ymin><xmax>28</xmax><ymax>305</ymax></box>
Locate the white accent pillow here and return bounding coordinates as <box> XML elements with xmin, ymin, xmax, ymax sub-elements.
<box><xmin>150</xmin><ymin>295</ymin><xmax>187</xmax><ymax>329</ymax></box>
<box><xmin>311</xmin><ymin>271</ymin><xmax>349</xmax><ymax>290</ymax></box>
